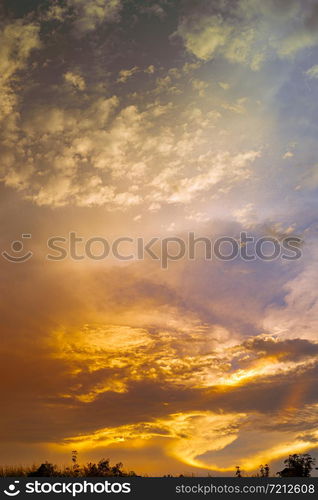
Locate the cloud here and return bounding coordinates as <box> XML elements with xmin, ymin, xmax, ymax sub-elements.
<box><xmin>139</xmin><ymin>4</ymin><xmax>166</xmax><ymax>20</ymax></box>
<box><xmin>218</xmin><ymin>81</ymin><xmax>230</xmax><ymax>90</ymax></box>
<box><xmin>242</xmin><ymin>336</ymin><xmax>318</xmax><ymax>363</ymax></box>
<box><xmin>67</xmin><ymin>0</ymin><xmax>122</xmax><ymax>33</ymax></box>
<box><xmin>64</xmin><ymin>71</ymin><xmax>86</xmax><ymax>90</ymax></box>
<box><xmin>176</xmin><ymin>14</ymin><xmax>263</xmax><ymax>69</ymax></box>
<box><xmin>276</xmin><ymin>32</ymin><xmax>318</xmax><ymax>58</ymax></box>
<box><xmin>62</xmin><ymin>411</ymin><xmax>246</xmax><ymax>471</ymax></box>
<box><xmin>0</xmin><ymin>20</ymin><xmax>40</xmax><ymax>193</ymax></box>
<box><xmin>1</xmin><ymin>238</ymin><xmax>318</xmax><ymax>472</ymax></box>
<box><xmin>151</xmin><ymin>150</ymin><xmax>261</xmax><ymax>204</ymax></box>
<box><xmin>283</xmin><ymin>151</ymin><xmax>294</xmax><ymax>159</ymax></box>
<box><xmin>44</xmin><ymin>4</ymin><xmax>69</xmax><ymax>22</ymax></box>
<box><xmin>176</xmin><ymin>0</ymin><xmax>318</xmax><ymax>69</ymax></box>
<box><xmin>233</xmin><ymin>203</ymin><xmax>258</xmax><ymax>226</ymax></box>
<box><xmin>49</xmin><ymin>322</ymin><xmax>318</xmax><ymax>405</ymax></box>
<box><xmin>56</xmin><ymin>401</ymin><xmax>318</xmax><ymax>473</ymax></box>
<box><xmin>1</xmin><ymin>73</ymin><xmax>260</xmax><ymax>209</ymax></box>
<box><xmin>117</xmin><ymin>66</ymin><xmax>139</xmax><ymax>83</ymax></box>
<box><xmin>222</xmin><ymin>97</ymin><xmax>247</xmax><ymax>114</ymax></box>
<box><xmin>178</xmin><ymin>16</ymin><xmax>233</xmax><ymax>62</ymax></box>
<box><xmin>306</xmin><ymin>64</ymin><xmax>318</xmax><ymax>79</ymax></box>
<box><xmin>191</xmin><ymin>78</ymin><xmax>209</xmax><ymax>97</ymax></box>
<box><xmin>263</xmin><ymin>244</ymin><xmax>318</xmax><ymax>341</ymax></box>
<box><xmin>296</xmin><ymin>163</ymin><xmax>318</xmax><ymax>191</ymax></box>
<box><xmin>0</xmin><ymin>20</ymin><xmax>40</xmax><ymax>121</ymax></box>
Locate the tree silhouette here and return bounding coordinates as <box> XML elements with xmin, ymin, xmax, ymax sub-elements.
<box><xmin>259</xmin><ymin>464</ymin><xmax>270</xmax><ymax>477</ymax></box>
<box><xmin>235</xmin><ymin>466</ymin><xmax>242</xmax><ymax>477</ymax></box>
<box><xmin>277</xmin><ymin>454</ymin><xmax>316</xmax><ymax>477</ymax></box>
<box><xmin>28</xmin><ymin>462</ymin><xmax>59</xmax><ymax>477</ymax></box>
<box><xmin>71</xmin><ymin>450</ymin><xmax>80</xmax><ymax>477</ymax></box>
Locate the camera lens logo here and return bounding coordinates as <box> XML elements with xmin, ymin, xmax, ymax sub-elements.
<box><xmin>4</xmin><ymin>481</ymin><xmax>20</xmax><ymax>496</ymax></box>
<box><xmin>2</xmin><ymin>234</ymin><xmax>33</xmax><ymax>263</ymax></box>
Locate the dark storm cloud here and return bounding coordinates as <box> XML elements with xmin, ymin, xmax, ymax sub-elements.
<box><xmin>243</xmin><ymin>336</ymin><xmax>318</xmax><ymax>361</ymax></box>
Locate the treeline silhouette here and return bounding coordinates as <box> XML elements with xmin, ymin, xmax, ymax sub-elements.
<box><xmin>235</xmin><ymin>454</ymin><xmax>317</xmax><ymax>478</ymax></box>
<box><xmin>0</xmin><ymin>451</ymin><xmax>316</xmax><ymax>478</ymax></box>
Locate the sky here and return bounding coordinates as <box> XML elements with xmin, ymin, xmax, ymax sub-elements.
<box><xmin>1</xmin><ymin>0</ymin><xmax>318</xmax><ymax>476</ymax></box>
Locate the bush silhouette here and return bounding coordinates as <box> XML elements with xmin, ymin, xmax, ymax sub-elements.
<box><xmin>277</xmin><ymin>454</ymin><xmax>316</xmax><ymax>478</ymax></box>
<box><xmin>28</xmin><ymin>462</ymin><xmax>60</xmax><ymax>477</ymax></box>
<box><xmin>23</xmin><ymin>452</ymin><xmax>138</xmax><ymax>477</ymax></box>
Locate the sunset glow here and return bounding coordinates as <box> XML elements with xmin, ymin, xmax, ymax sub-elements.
<box><xmin>1</xmin><ymin>0</ymin><xmax>318</xmax><ymax>477</ymax></box>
